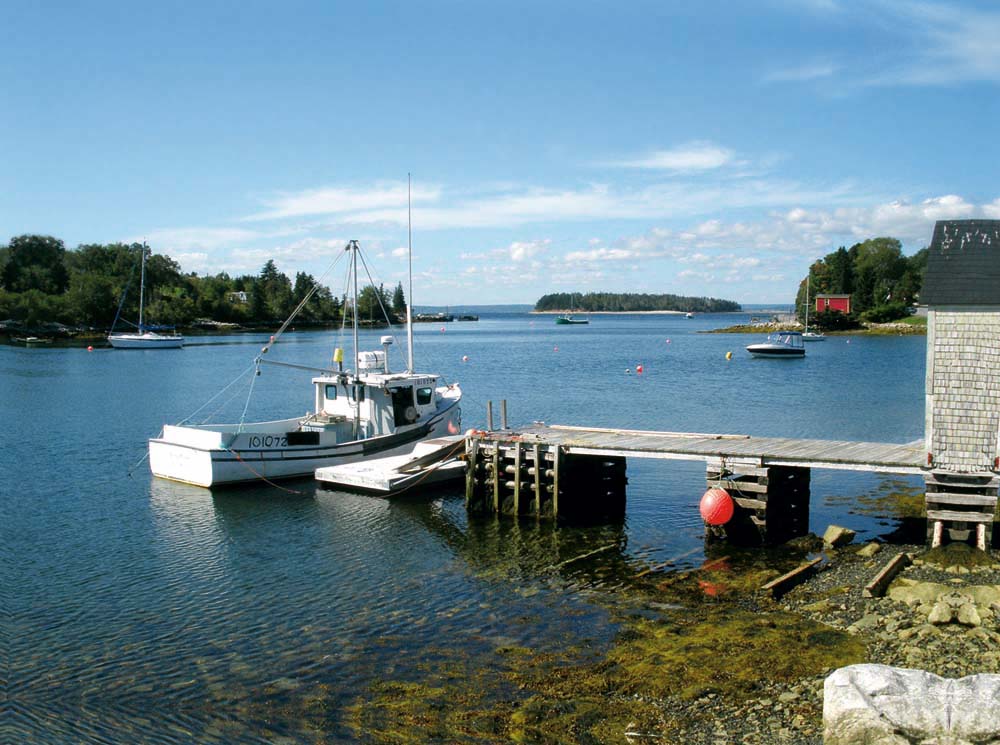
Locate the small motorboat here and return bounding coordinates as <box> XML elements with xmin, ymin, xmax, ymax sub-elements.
<box><xmin>802</xmin><ymin>330</ymin><xmax>827</xmax><ymax>342</ymax></box>
<box><xmin>11</xmin><ymin>336</ymin><xmax>53</xmax><ymax>346</ymax></box>
<box><xmin>555</xmin><ymin>315</ymin><xmax>589</xmax><ymax>325</ymax></box>
<box><xmin>746</xmin><ymin>331</ymin><xmax>806</xmax><ymax>358</ymax></box>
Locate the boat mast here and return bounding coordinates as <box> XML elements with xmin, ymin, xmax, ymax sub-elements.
<box><xmin>805</xmin><ymin>272</ymin><xmax>810</xmax><ymax>332</ymax></box>
<box><xmin>406</xmin><ymin>174</ymin><xmax>414</xmax><ymax>374</ymax></box>
<box><xmin>138</xmin><ymin>242</ymin><xmax>147</xmax><ymax>333</ymax></box>
<box><xmin>350</xmin><ymin>239</ymin><xmax>360</xmax><ymax>436</ymax></box>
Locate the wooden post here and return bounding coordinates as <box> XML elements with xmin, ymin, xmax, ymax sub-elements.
<box><xmin>492</xmin><ymin>443</ymin><xmax>500</xmax><ymax>512</ymax></box>
<box><xmin>465</xmin><ymin>437</ymin><xmax>479</xmax><ymax>510</ymax></box>
<box><xmin>486</xmin><ymin>401</ymin><xmax>494</xmax><ymax>431</ymax></box>
<box><xmin>533</xmin><ymin>444</ymin><xmax>542</xmax><ymax>516</ymax></box>
<box><xmin>501</xmin><ymin>399</ymin><xmax>508</xmax><ymax>430</ymax></box>
<box><xmin>552</xmin><ymin>445</ymin><xmax>561</xmax><ymax>519</ymax></box>
<box><xmin>512</xmin><ymin>442</ymin><xmax>521</xmax><ymax>514</ymax></box>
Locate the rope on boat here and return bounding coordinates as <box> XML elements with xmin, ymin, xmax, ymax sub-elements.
<box><xmin>173</xmin><ymin>361</ymin><xmax>257</xmax><ymax>425</ymax></box>
<box><xmin>356</xmin><ymin>248</ymin><xmax>408</xmax><ymax>371</ymax></box>
<box><xmin>256</xmin><ymin>247</ymin><xmax>349</xmax><ymax>356</ymax></box>
<box><xmin>223</xmin><ymin>446</ymin><xmax>305</xmax><ymax>494</ymax></box>
<box><xmin>126</xmin><ymin>448</ymin><xmax>151</xmax><ymax>479</ymax></box>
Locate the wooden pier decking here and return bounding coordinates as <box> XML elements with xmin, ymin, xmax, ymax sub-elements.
<box><xmin>464</xmin><ymin>423</ymin><xmax>929</xmax><ymax>541</ymax></box>
<box><xmin>481</xmin><ymin>424</ymin><xmax>925</xmax><ymax>475</ymax></box>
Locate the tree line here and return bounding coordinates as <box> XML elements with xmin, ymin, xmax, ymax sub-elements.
<box><xmin>0</xmin><ymin>235</ymin><xmax>407</xmax><ymax>330</ymax></box>
<box><xmin>534</xmin><ymin>291</ymin><xmax>741</xmax><ymax>313</ymax></box>
<box><xmin>796</xmin><ymin>237</ymin><xmax>927</xmax><ymax>328</ymax></box>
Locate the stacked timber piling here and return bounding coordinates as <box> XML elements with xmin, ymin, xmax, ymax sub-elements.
<box><xmin>465</xmin><ymin>434</ymin><xmax>626</xmax><ymax>521</ymax></box>
<box><xmin>705</xmin><ymin>457</ymin><xmax>810</xmax><ymax>545</ymax></box>
<box><xmin>924</xmin><ymin>471</ymin><xmax>998</xmax><ymax>549</ymax></box>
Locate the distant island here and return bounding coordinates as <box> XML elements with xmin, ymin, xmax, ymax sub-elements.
<box><xmin>534</xmin><ymin>292</ymin><xmax>741</xmax><ymax>313</ymax></box>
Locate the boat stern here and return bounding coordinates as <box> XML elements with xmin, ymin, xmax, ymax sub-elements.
<box><xmin>149</xmin><ymin>435</ymin><xmax>217</xmax><ymax>487</ymax></box>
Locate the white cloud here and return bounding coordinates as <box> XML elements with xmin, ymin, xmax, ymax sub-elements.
<box><xmin>604</xmin><ymin>142</ymin><xmax>735</xmax><ymax>171</ymax></box>
<box><xmin>246</xmin><ymin>182</ymin><xmax>442</xmax><ymax>221</ymax></box>
<box><xmin>564</xmin><ymin>247</ymin><xmax>641</xmax><ymax>262</ymax></box>
<box><xmin>763</xmin><ymin>61</ymin><xmax>839</xmax><ymax>83</ymax></box>
<box><xmin>866</xmin><ymin>2</ymin><xmax>1000</xmax><ymax>86</ymax></box>
<box><xmin>139</xmin><ymin>227</ymin><xmax>261</xmax><ymax>251</ymax></box>
<box><xmin>508</xmin><ymin>239</ymin><xmax>549</xmax><ymax>262</ymax></box>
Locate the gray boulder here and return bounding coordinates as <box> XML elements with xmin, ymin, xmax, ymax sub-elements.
<box><xmin>824</xmin><ymin>664</ymin><xmax>1000</xmax><ymax>744</ymax></box>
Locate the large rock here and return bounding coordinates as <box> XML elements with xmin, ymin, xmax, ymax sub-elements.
<box><xmin>824</xmin><ymin>664</ymin><xmax>1000</xmax><ymax>744</ymax></box>
<box><xmin>823</xmin><ymin>525</ymin><xmax>856</xmax><ymax>547</ymax></box>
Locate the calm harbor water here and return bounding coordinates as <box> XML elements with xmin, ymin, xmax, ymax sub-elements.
<box><xmin>3</xmin><ymin>313</ymin><xmax>926</xmax><ymax>742</ymax></box>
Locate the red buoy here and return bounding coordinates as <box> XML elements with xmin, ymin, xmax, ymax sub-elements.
<box><xmin>636</xmin><ymin>364</ymin><xmax>643</xmax><ymax>374</ymax></box>
<box><xmin>699</xmin><ymin>488</ymin><xmax>734</xmax><ymax>525</ymax></box>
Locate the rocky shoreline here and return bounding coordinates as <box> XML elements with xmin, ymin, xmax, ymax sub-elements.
<box><xmin>665</xmin><ymin>539</ymin><xmax>1000</xmax><ymax>744</ymax></box>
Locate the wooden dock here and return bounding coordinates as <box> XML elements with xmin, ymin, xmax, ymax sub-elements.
<box><xmin>488</xmin><ymin>424</ymin><xmax>925</xmax><ymax>474</ymax></box>
<box><xmin>465</xmin><ymin>423</ymin><xmax>927</xmax><ymax>542</ymax></box>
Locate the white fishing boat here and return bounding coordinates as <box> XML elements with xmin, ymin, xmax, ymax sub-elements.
<box><xmin>109</xmin><ymin>243</ymin><xmax>184</xmax><ymax>349</ymax></box>
<box><xmin>746</xmin><ymin>330</ymin><xmax>806</xmax><ymax>358</ymax></box>
<box><xmin>150</xmin><ymin>226</ymin><xmax>462</xmax><ymax>487</ymax></box>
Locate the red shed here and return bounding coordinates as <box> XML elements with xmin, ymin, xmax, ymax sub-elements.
<box><xmin>815</xmin><ymin>294</ymin><xmax>851</xmax><ymax>314</ymax></box>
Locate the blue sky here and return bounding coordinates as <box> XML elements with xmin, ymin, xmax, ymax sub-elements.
<box><xmin>3</xmin><ymin>0</ymin><xmax>998</xmax><ymax>304</ymax></box>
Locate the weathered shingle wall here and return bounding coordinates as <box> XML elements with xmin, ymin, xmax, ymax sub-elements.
<box><xmin>928</xmin><ymin>310</ymin><xmax>1000</xmax><ymax>471</ymax></box>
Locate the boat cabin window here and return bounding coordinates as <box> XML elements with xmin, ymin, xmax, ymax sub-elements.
<box><xmin>416</xmin><ymin>387</ymin><xmax>433</xmax><ymax>406</ymax></box>
<box><xmin>324</xmin><ymin>384</ymin><xmax>337</xmax><ymax>400</ymax></box>
<box><xmin>350</xmin><ymin>385</ymin><xmax>365</xmax><ymax>403</ymax></box>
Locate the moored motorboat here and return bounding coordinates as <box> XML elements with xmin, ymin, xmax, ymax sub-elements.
<box><xmin>555</xmin><ymin>315</ymin><xmax>589</xmax><ymax>324</ymax></box>
<box><xmin>746</xmin><ymin>331</ymin><xmax>806</xmax><ymax>358</ymax></box>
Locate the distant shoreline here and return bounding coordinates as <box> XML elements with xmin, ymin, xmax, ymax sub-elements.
<box><xmin>532</xmin><ymin>309</ymin><xmax>695</xmax><ymax>316</ymax></box>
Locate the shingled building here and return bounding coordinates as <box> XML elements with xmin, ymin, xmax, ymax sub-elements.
<box><xmin>921</xmin><ymin>219</ymin><xmax>1000</xmax><ymax>547</ymax></box>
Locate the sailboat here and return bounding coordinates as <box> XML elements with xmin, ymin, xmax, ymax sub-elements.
<box><xmin>802</xmin><ymin>274</ymin><xmax>826</xmax><ymax>342</ymax></box>
<box><xmin>108</xmin><ymin>243</ymin><xmax>184</xmax><ymax>349</ymax></box>
<box><xmin>149</xmin><ymin>191</ymin><xmax>462</xmax><ymax>487</ymax></box>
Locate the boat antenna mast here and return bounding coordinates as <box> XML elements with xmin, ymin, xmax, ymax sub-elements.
<box><xmin>348</xmin><ymin>239</ymin><xmax>361</xmax><ymax>437</ymax></box>
<box><xmin>407</xmin><ymin>174</ymin><xmax>414</xmax><ymax>374</ymax></box>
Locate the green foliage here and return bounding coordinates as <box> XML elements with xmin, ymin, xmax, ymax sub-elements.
<box><xmin>2</xmin><ymin>235</ymin><xmax>70</xmax><ymax>294</ymax></box>
<box><xmin>795</xmin><ymin>237</ymin><xmax>927</xmax><ymax>323</ymax></box>
<box><xmin>811</xmin><ymin>309</ymin><xmax>861</xmax><ymax>331</ymax></box>
<box><xmin>354</xmin><ymin>283</ymin><xmax>394</xmax><ymax>321</ymax></box>
<box><xmin>535</xmin><ymin>292</ymin><xmax>740</xmax><ymax>313</ymax></box>
<box><xmin>392</xmin><ymin>282</ymin><xmax>406</xmax><ymax>315</ymax></box>
<box><xmin>0</xmin><ymin>235</ymin><xmax>347</xmax><ymax>330</ymax></box>
<box><xmin>861</xmin><ymin>302</ymin><xmax>910</xmax><ymax>323</ymax></box>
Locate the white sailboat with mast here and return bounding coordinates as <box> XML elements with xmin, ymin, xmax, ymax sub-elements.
<box><xmin>109</xmin><ymin>242</ymin><xmax>184</xmax><ymax>349</ymax></box>
<box><xmin>802</xmin><ymin>273</ymin><xmax>826</xmax><ymax>342</ymax></box>
<box><xmin>148</xmin><ymin>186</ymin><xmax>462</xmax><ymax>488</ymax></box>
